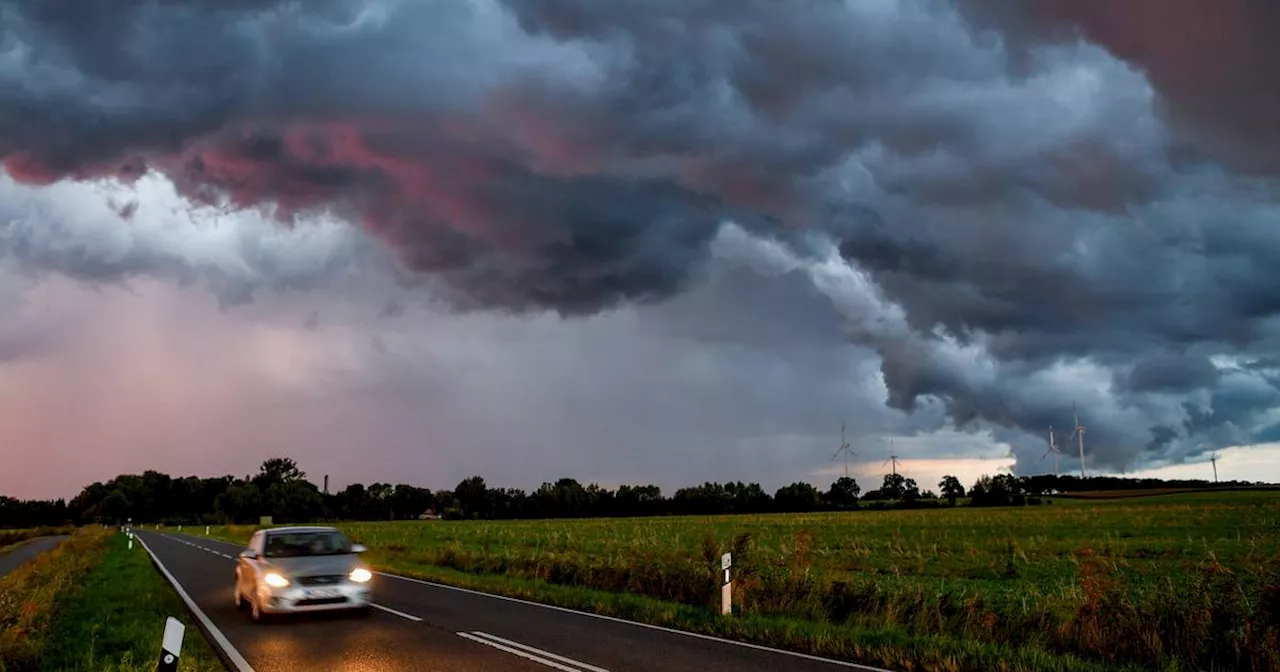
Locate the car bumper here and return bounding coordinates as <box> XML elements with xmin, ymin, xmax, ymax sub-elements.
<box><xmin>258</xmin><ymin>582</ymin><xmax>373</xmax><ymax>614</ymax></box>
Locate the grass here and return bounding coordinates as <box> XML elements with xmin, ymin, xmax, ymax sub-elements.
<box><xmin>0</xmin><ymin>528</ymin><xmax>108</xmax><ymax>671</ymax></box>
<box><xmin>0</xmin><ymin>528</ymin><xmax>223</xmax><ymax>671</ymax></box>
<box><xmin>36</xmin><ymin>532</ymin><xmax>224</xmax><ymax>671</ymax></box>
<box><xmin>199</xmin><ymin>490</ymin><xmax>1280</xmax><ymax>672</ymax></box>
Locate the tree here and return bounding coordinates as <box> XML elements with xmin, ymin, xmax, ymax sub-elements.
<box><xmin>826</xmin><ymin>477</ymin><xmax>861</xmax><ymax>508</ymax></box>
<box><xmin>254</xmin><ymin>457</ymin><xmax>305</xmax><ymax>491</ymax></box>
<box><xmin>881</xmin><ymin>473</ymin><xmax>906</xmax><ymax>500</ymax></box>
<box><xmin>774</xmin><ymin>482</ymin><xmax>822</xmax><ymax>512</ymax></box>
<box><xmin>899</xmin><ymin>477</ymin><xmax>921</xmax><ymax>503</ymax></box>
<box><xmin>214</xmin><ymin>482</ymin><xmax>263</xmax><ymax>523</ymax></box>
<box><xmin>263</xmin><ymin>481</ymin><xmax>324</xmax><ymax>523</ymax></box>
<box><xmin>939</xmin><ymin>475</ymin><xmax>966</xmax><ymax>505</ymax></box>
<box><xmin>454</xmin><ymin>476</ymin><xmax>490</xmax><ymax>519</ymax></box>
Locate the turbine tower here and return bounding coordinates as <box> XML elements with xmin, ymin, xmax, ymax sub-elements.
<box><xmin>880</xmin><ymin>437</ymin><xmax>900</xmax><ymax>476</ymax></box>
<box><xmin>1040</xmin><ymin>425</ymin><xmax>1061</xmax><ymax>477</ymax></box>
<box><xmin>831</xmin><ymin>422</ymin><xmax>857</xmax><ymax>478</ymax></box>
<box><xmin>1067</xmin><ymin>405</ymin><xmax>1087</xmax><ymax>479</ymax></box>
<box><xmin>1210</xmin><ymin>451</ymin><xmax>1219</xmax><ymax>484</ymax></box>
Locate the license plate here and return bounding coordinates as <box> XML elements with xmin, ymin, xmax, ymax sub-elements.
<box><xmin>307</xmin><ymin>588</ymin><xmax>341</xmax><ymax>599</ymax></box>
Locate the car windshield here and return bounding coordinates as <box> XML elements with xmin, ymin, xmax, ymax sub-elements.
<box><xmin>263</xmin><ymin>531</ymin><xmax>351</xmax><ymax>557</ymax></box>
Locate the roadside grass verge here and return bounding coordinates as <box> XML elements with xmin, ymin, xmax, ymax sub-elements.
<box><xmin>37</xmin><ymin>531</ymin><xmax>224</xmax><ymax>672</ymax></box>
<box><xmin>375</xmin><ymin>555</ymin><xmax>1134</xmax><ymax>672</ymax></box>
<box><xmin>0</xmin><ymin>528</ymin><xmax>106</xmax><ymax>670</ymax></box>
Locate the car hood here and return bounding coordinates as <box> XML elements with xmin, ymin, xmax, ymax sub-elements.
<box><xmin>264</xmin><ymin>554</ymin><xmax>361</xmax><ymax>577</ymax></box>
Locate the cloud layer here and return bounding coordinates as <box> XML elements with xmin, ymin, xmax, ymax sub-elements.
<box><xmin>2</xmin><ymin>0</ymin><xmax>1279</xmax><ymax>487</ymax></box>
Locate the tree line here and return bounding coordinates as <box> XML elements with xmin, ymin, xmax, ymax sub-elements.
<box><xmin>0</xmin><ymin>456</ymin><xmax>1265</xmax><ymax>527</ymax></box>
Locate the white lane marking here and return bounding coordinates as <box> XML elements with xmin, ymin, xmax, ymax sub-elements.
<box><xmin>370</xmin><ymin>603</ymin><xmax>423</xmax><ymax>622</ymax></box>
<box><xmin>469</xmin><ymin>632</ymin><xmax>609</xmax><ymax>672</ymax></box>
<box><xmin>220</xmin><ymin>553</ymin><xmax>232</xmax><ymax>559</ymax></box>
<box><xmin>380</xmin><ymin>572</ymin><xmax>891</xmax><ymax>671</ymax></box>
<box><xmin>136</xmin><ymin>535</ymin><xmax>256</xmax><ymax>672</ymax></box>
<box><xmin>458</xmin><ymin>632</ymin><xmax>588</xmax><ymax>672</ymax></box>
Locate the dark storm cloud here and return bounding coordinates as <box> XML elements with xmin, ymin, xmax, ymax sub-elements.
<box><xmin>953</xmin><ymin>0</ymin><xmax>1280</xmax><ymax>173</ymax></box>
<box><xmin>1125</xmin><ymin>354</ymin><xmax>1221</xmax><ymax>393</ymax></box>
<box><xmin>3</xmin><ymin>0</ymin><xmax>1280</xmax><ymax>473</ymax></box>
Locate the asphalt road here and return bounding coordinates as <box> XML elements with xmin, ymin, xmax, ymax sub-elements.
<box><xmin>0</xmin><ymin>536</ymin><xmax>68</xmax><ymax>578</ymax></box>
<box><xmin>138</xmin><ymin>531</ymin><xmax>890</xmax><ymax>672</ymax></box>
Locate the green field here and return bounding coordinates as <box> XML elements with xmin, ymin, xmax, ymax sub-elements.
<box><xmin>204</xmin><ymin>491</ymin><xmax>1280</xmax><ymax>672</ymax></box>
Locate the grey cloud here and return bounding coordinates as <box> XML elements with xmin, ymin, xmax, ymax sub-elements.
<box><xmin>1</xmin><ymin>0</ymin><xmax>1279</xmax><ymax>476</ymax></box>
<box><xmin>0</xmin><ymin>177</ymin><xmax>371</xmax><ymax>306</ymax></box>
<box><xmin>952</xmin><ymin>0</ymin><xmax>1280</xmax><ymax>174</ymax></box>
<box><xmin>1125</xmin><ymin>354</ymin><xmax>1220</xmax><ymax>393</ymax></box>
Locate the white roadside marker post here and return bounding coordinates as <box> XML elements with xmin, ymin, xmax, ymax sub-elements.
<box><xmin>205</xmin><ymin>525</ymin><xmax>210</xmax><ymax>536</ymax></box>
<box><xmin>156</xmin><ymin>616</ymin><xmax>184</xmax><ymax>672</ymax></box>
<box><xmin>720</xmin><ymin>552</ymin><xmax>732</xmax><ymax>616</ymax></box>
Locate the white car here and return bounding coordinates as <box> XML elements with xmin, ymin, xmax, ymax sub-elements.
<box><xmin>234</xmin><ymin>526</ymin><xmax>374</xmax><ymax>621</ymax></box>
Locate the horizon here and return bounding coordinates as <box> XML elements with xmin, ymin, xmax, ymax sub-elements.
<box><xmin>10</xmin><ymin>442</ymin><xmax>1279</xmax><ymax>503</ymax></box>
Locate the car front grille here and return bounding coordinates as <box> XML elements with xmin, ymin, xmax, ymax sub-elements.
<box><xmin>297</xmin><ymin>574</ymin><xmax>345</xmax><ymax>586</ymax></box>
<box><xmin>295</xmin><ymin>596</ymin><xmax>349</xmax><ymax>607</ymax></box>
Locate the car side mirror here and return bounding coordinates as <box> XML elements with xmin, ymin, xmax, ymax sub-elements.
<box><xmin>351</xmin><ymin>544</ymin><xmax>366</xmax><ymax>553</ymax></box>
<box><xmin>241</xmin><ymin>549</ymin><xmax>258</xmax><ymax>559</ymax></box>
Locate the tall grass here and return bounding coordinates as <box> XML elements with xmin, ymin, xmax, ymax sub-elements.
<box><xmin>206</xmin><ymin>491</ymin><xmax>1280</xmax><ymax>671</ymax></box>
<box><xmin>37</xmin><ymin>532</ymin><xmax>223</xmax><ymax>671</ymax></box>
<box><xmin>0</xmin><ymin>528</ymin><xmax>107</xmax><ymax>671</ymax></box>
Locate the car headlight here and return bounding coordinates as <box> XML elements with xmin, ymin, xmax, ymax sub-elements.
<box><xmin>349</xmin><ymin>568</ymin><xmax>372</xmax><ymax>583</ymax></box>
<box><xmin>263</xmin><ymin>572</ymin><xmax>290</xmax><ymax>588</ymax></box>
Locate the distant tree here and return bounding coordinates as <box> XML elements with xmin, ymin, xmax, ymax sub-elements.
<box><xmin>901</xmin><ymin>477</ymin><xmax>921</xmax><ymax>502</ymax></box>
<box><xmin>263</xmin><ymin>480</ymin><xmax>324</xmax><ymax>523</ymax></box>
<box><xmin>391</xmin><ymin>485</ymin><xmax>434</xmax><ymax>520</ymax></box>
<box><xmin>826</xmin><ymin>477</ymin><xmax>861</xmax><ymax>508</ymax></box>
<box><xmin>881</xmin><ymin>473</ymin><xmax>907</xmax><ymax>500</ymax></box>
<box><xmin>939</xmin><ymin>475</ymin><xmax>966</xmax><ymax>505</ymax></box>
<box><xmin>214</xmin><ymin>482</ymin><xmax>263</xmax><ymax>523</ymax></box>
<box><xmin>614</xmin><ymin>484</ymin><xmax>662</xmax><ymax>516</ymax></box>
<box><xmin>774</xmin><ymin>482</ymin><xmax>822</xmax><ymax>512</ymax></box>
<box><xmin>254</xmin><ymin>458</ymin><xmax>306</xmax><ymax>491</ymax></box>
<box><xmin>454</xmin><ymin>476</ymin><xmax>490</xmax><ymax>519</ymax></box>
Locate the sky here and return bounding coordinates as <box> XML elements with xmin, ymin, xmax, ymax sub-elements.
<box><xmin>2</xmin><ymin>0</ymin><xmax>1280</xmax><ymax>499</ymax></box>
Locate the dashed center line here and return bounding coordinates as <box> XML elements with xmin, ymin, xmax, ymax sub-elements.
<box><xmin>371</xmin><ymin>603</ymin><xmax>423</xmax><ymax>621</ymax></box>
<box><xmin>459</xmin><ymin>631</ymin><xmax>611</xmax><ymax>672</ymax></box>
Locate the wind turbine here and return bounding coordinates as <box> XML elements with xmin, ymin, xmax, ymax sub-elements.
<box><xmin>1040</xmin><ymin>425</ymin><xmax>1061</xmax><ymax>477</ymax></box>
<box><xmin>831</xmin><ymin>422</ymin><xmax>856</xmax><ymax>478</ymax></box>
<box><xmin>877</xmin><ymin>437</ymin><xmax>902</xmax><ymax>476</ymax></box>
<box><xmin>1210</xmin><ymin>451</ymin><xmax>1219</xmax><ymax>484</ymax></box>
<box><xmin>1066</xmin><ymin>405</ymin><xmax>1087</xmax><ymax>479</ymax></box>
